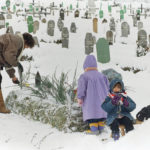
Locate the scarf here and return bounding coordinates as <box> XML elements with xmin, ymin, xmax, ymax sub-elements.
<box><xmin>109</xmin><ymin>92</ymin><xmax>127</xmax><ymax>102</ymax></box>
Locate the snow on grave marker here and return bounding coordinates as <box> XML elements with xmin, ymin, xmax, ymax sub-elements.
<box><xmin>121</xmin><ymin>22</ymin><xmax>130</xmax><ymax>37</ymax></box>
<box><xmin>109</xmin><ymin>17</ymin><xmax>115</xmax><ymax>32</ymax></box>
<box><xmin>33</xmin><ymin>21</ymin><xmax>39</xmax><ymax>34</ymax></box>
<box><xmin>96</xmin><ymin>38</ymin><xmax>110</xmax><ymax>63</ymax></box>
<box><xmin>47</xmin><ymin>20</ymin><xmax>55</xmax><ymax>36</ymax></box>
<box><xmin>0</xmin><ymin>14</ymin><xmax>5</xmax><ymax>29</ymax></box>
<box><xmin>60</xmin><ymin>9</ymin><xmax>64</xmax><ymax>20</ymax></box>
<box><xmin>33</xmin><ymin>36</ymin><xmax>40</xmax><ymax>47</ymax></box>
<box><xmin>85</xmin><ymin>33</ymin><xmax>95</xmax><ymax>55</ymax></box>
<box><xmin>74</xmin><ymin>10</ymin><xmax>79</xmax><ymax>18</ymax></box>
<box><xmin>70</xmin><ymin>22</ymin><xmax>77</xmax><ymax>33</ymax></box>
<box><xmin>93</xmin><ymin>18</ymin><xmax>98</xmax><ymax>33</ymax></box>
<box><xmin>138</xmin><ymin>30</ymin><xmax>147</xmax><ymax>48</ymax></box>
<box><xmin>138</xmin><ymin>22</ymin><xmax>143</xmax><ymax>31</ymax></box>
<box><xmin>62</xmin><ymin>27</ymin><xmax>69</xmax><ymax>48</ymax></box>
<box><xmin>57</xmin><ymin>18</ymin><xmax>64</xmax><ymax>32</ymax></box>
<box><xmin>106</xmin><ymin>30</ymin><xmax>113</xmax><ymax>45</ymax></box>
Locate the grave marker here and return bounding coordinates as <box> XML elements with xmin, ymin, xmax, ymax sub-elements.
<box><xmin>109</xmin><ymin>17</ymin><xmax>115</xmax><ymax>32</ymax></box>
<box><xmin>60</xmin><ymin>9</ymin><xmax>65</xmax><ymax>20</ymax></box>
<box><xmin>106</xmin><ymin>30</ymin><xmax>113</xmax><ymax>45</ymax></box>
<box><xmin>133</xmin><ymin>15</ymin><xmax>137</xmax><ymax>27</ymax></box>
<box><xmin>85</xmin><ymin>33</ymin><xmax>95</xmax><ymax>55</ymax></box>
<box><xmin>74</xmin><ymin>10</ymin><xmax>79</xmax><ymax>18</ymax></box>
<box><xmin>6</xmin><ymin>14</ymin><xmax>12</xmax><ymax>19</ymax></box>
<box><xmin>33</xmin><ymin>21</ymin><xmax>39</xmax><ymax>34</ymax></box>
<box><xmin>96</xmin><ymin>38</ymin><xmax>110</xmax><ymax>63</ymax></box>
<box><xmin>121</xmin><ymin>22</ymin><xmax>130</xmax><ymax>37</ymax></box>
<box><xmin>70</xmin><ymin>22</ymin><xmax>77</xmax><ymax>33</ymax></box>
<box><xmin>47</xmin><ymin>20</ymin><xmax>55</xmax><ymax>36</ymax></box>
<box><xmin>138</xmin><ymin>22</ymin><xmax>143</xmax><ymax>31</ymax></box>
<box><xmin>57</xmin><ymin>18</ymin><xmax>64</xmax><ymax>31</ymax></box>
<box><xmin>99</xmin><ymin>10</ymin><xmax>104</xmax><ymax>19</ymax></box>
<box><xmin>138</xmin><ymin>30</ymin><xmax>147</xmax><ymax>48</ymax></box>
<box><xmin>0</xmin><ymin>14</ymin><xmax>5</xmax><ymax>29</ymax></box>
<box><xmin>33</xmin><ymin>36</ymin><xmax>40</xmax><ymax>47</ymax></box>
<box><xmin>93</xmin><ymin>18</ymin><xmax>98</xmax><ymax>33</ymax></box>
<box><xmin>27</xmin><ymin>16</ymin><xmax>33</xmax><ymax>33</ymax></box>
<box><xmin>62</xmin><ymin>27</ymin><xmax>69</xmax><ymax>48</ymax></box>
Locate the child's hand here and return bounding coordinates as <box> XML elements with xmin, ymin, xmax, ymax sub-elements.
<box><xmin>123</xmin><ymin>99</ymin><xmax>129</xmax><ymax>107</ymax></box>
<box><xmin>77</xmin><ymin>99</ymin><xmax>83</xmax><ymax>106</ymax></box>
<box><xmin>111</xmin><ymin>94</ymin><xmax>122</xmax><ymax>105</ymax></box>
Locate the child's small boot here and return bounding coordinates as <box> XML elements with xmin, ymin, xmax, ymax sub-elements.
<box><xmin>98</xmin><ymin>121</ymin><xmax>105</xmax><ymax>133</ymax></box>
<box><xmin>86</xmin><ymin>123</ymin><xmax>99</xmax><ymax>135</ymax></box>
<box><xmin>112</xmin><ymin>132</ymin><xmax>120</xmax><ymax>141</ymax></box>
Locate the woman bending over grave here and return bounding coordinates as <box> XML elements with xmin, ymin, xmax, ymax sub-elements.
<box><xmin>77</xmin><ymin>55</ymin><xmax>109</xmax><ymax>135</ymax></box>
<box><xmin>102</xmin><ymin>78</ymin><xmax>136</xmax><ymax>141</ymax></box>
<box><xmin>0</xmin><ymin>32</ymin><xmax>35</xmax><ymax>113</ymax></box>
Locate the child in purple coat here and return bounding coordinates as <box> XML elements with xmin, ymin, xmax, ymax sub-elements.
<box><xmin>77</xmin><ymin>55</ymin><xmax>109</xmax><ymax>134</ymax></box>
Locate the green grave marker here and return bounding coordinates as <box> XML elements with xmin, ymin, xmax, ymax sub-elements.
<box><xmin>96</xmin><ymin>38</ymin><xmax>110</xmax><ymax>63</ymax></box>
<box><xmin>108</xmin><ymin>5</ymin><xmax>112</xmax><ymax>13</ymax></box>
<box><xmin>6</xmin><ymin>0</ymin><xmax>10</xmax><ymax>8</ymax></box>
<box><xmin>13</xmin><ymin>5</ymin><xmax>16</xmax><ymax>13</ymax></box>
<box><xmin>120</xmin><ymin>10</ymin><xmax>124</xmax><ymax>20</ymax></box>
<box><xmin>70</xmin><ymin>4</ymin><xmax>73</xmax><ymax>10</ymax></box>
<box><xmin>6</xmin><ymin>22</ymin><xmax>9</xmax><ymax>28</ymax></box>
<box><xmin>27</xmin><ymin>16</ymin><xmax>33</xmax><ymax>33</ymax></box>
<box><xmin>99</xmin><ymin>10</ymin><xmax>103</xmax><ymax>19</ymax></box>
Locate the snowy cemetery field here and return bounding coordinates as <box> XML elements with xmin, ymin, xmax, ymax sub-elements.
<box><xmin>1</xmin><ymin>0</ymin><xmax>150</xmax><ymax>149</ymax></box>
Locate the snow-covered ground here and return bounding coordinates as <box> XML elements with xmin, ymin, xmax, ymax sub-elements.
<box><xmin>1</xmin><ymin>0</ymin><xmax>150</xmax><ymax>149</ymax></box>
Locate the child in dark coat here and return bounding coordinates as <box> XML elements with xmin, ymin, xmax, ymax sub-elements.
<box><xmin>102</xmin><ymin>78</ymin><xmax>136</xmax><ymax>140</ymax></box>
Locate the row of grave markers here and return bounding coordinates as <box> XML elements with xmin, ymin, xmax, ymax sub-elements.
<box><xmin>1</xmin><ymin>1</ymin><xmax>150</xmax><ymax>61</ymax></box>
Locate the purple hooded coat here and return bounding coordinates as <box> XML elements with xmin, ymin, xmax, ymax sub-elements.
<box><xmin>77</xmin><ymin>55</ymin><xmax>109</xmax><ymax>121</ymax></box>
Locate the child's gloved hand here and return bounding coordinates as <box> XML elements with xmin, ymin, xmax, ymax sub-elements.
<box><xmin>77</xmin><ymin>99</ymin><xmax>83</xmax><ymax>106</ymax></box>
<box><xmin>123</xmin><ymin>99</ymin><xmax>129</xmax><ymax>107</ymax></box>
<box><xmin>111</xmin><ymin>94</ymin><xmax>122</xmax><ymax>105</ymax></box>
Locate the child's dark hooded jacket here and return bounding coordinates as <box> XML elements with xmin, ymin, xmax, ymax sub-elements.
<box><xmin>102</xmin><ymin>78</ymin><xmax>136</xmax><ymax>125</ymax></box>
